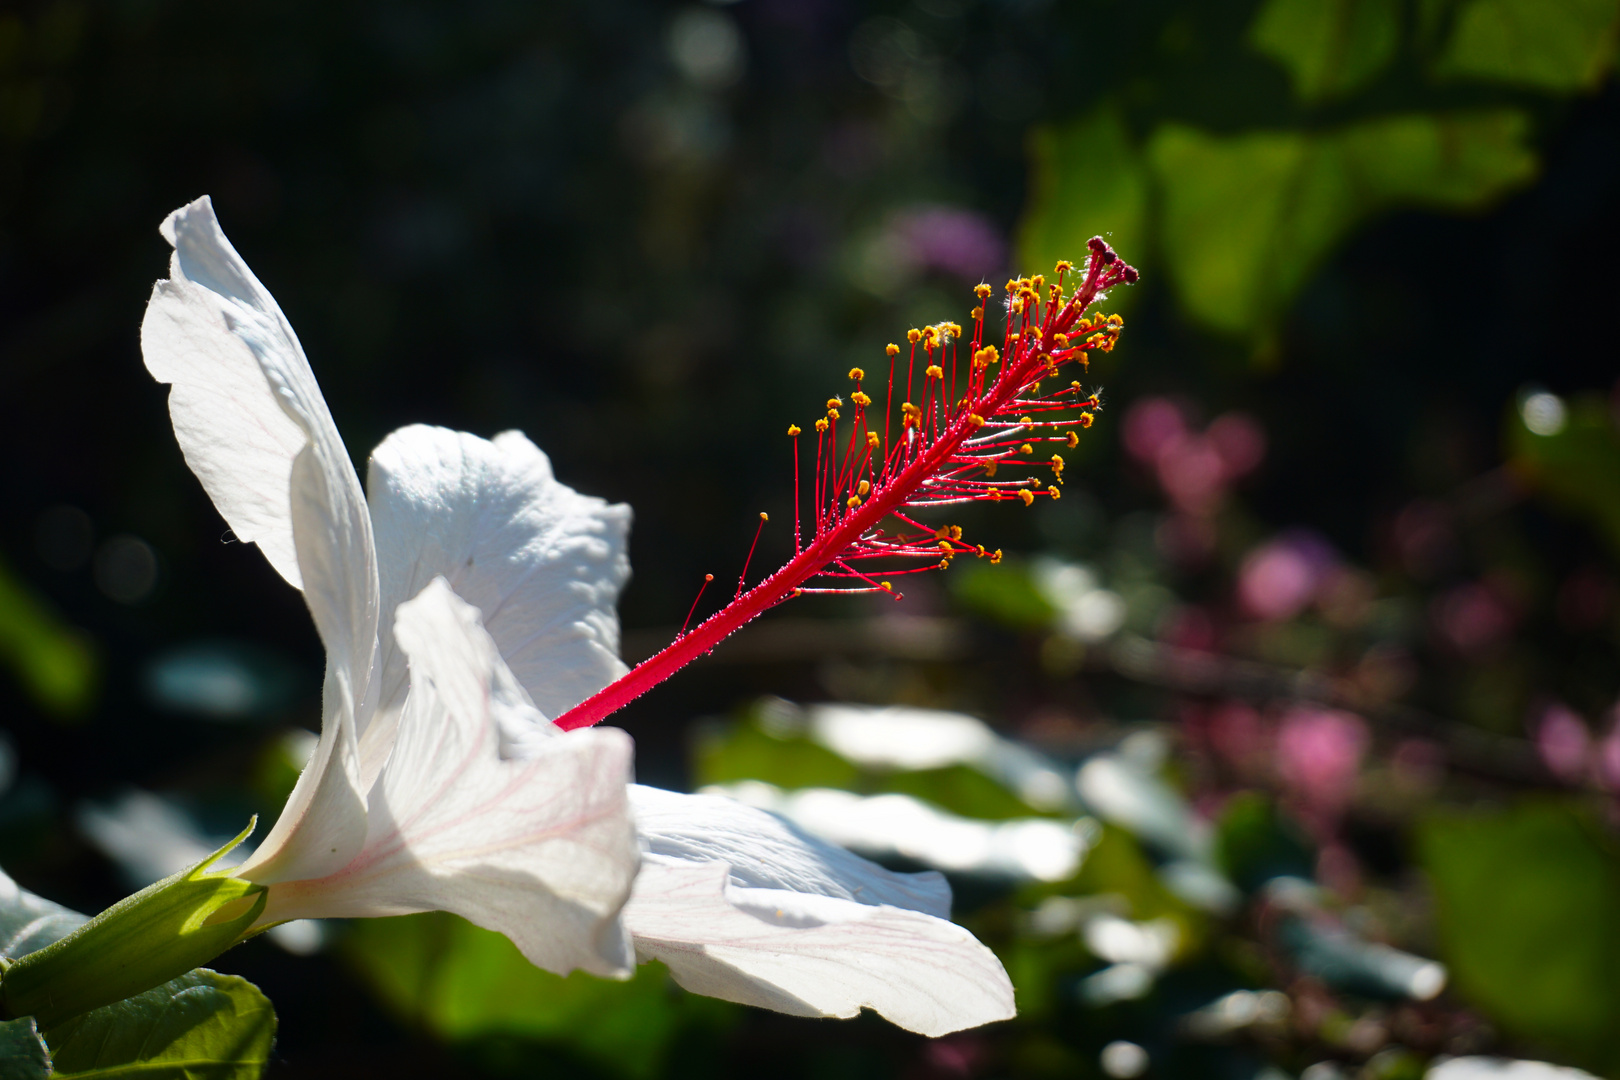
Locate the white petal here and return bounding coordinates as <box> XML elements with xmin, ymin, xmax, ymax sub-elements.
<box><xmin>629</xmin><ymin>785</ymin><xmax>951</xmax><ymax>917</ymax></box>
<box><xmin>140</xmin><ymin>196</ymin><xmax>307</xmax><ymax>590</ymax></box>
<box><xmin>624</xmin><ymin>861</ymin><xmax>1015</xmax><ymax>1036</ymax></box>
<box><xmin>256</xmin><ymin>579</ymin><xmax>640</xmax><ymax>979</ymax></box>
<box><xmin>367</xmin><ymin>426</ymin><xmax>630</xmax><ymax>739</ymax></box>
<box><xmin>145</xmin><ymin>198</ymin><xmax>376</xmax><ymax>885</ymax></box>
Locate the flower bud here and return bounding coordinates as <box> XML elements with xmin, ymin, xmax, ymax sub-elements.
<box><xmin>0</xmin><ymin>820</ymin><xmax>264</xmax><ymax>1028</ymax></box>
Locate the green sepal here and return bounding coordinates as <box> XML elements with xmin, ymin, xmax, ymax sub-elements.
<box><xmin>0</xmin><ymin>817</ymin><xmax>265</xmax><ymax>1029</ymax></box>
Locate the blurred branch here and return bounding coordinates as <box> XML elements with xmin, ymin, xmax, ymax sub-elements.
<box><xmin>1102</xmin><ymin>634</ymin><xmax>1551</xmax><ymax>786</ymax></box>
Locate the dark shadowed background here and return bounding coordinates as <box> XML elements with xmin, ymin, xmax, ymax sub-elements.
<box><xmin>3</xmin><ymin>0</ymin><xmax>1620</xmax><ymax>1077</ymax></box>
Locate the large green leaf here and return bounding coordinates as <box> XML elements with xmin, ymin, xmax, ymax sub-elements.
<box><xmin>1017</xmin><ymin>105</ymin><xmax>1148</xmax><ymax>286</ymax></box>
<box><xmin>1249</xmin><ymin>0</ymin><xmax>1401</xmax><ymax>102</ymax></box>
<box><xmin>0</xmin><ymin>553</ymin><xmax>96</xmax><ymax>718</ymax></box>
<box><xmin>344</xmin><ymin>912</ymin><xmax>726</xmax><ymax>1080</ymax></box>
<box><xmin>0</xmin><ymin>1017</ymin><xmax>50</xmax><ymax>1080</ymax></box>
<box><xmin>44</xmin><ymin>970</ymin><xmax>276</xmax><ymax>1080</ymax></box>
<box><xmin>1507</xmin><ymin>393</ymin><xmax>1620</xmax><ymax>558</ymax></box>
<box><xmin>1435</xmin><ymin>0</ymin><xmax>1620</xmax><ymax>92</ymax></box>
<box><xmin>1149</xmin><ymin>111</ymin><xmax>1537</xmax><ymax>335</ymax></box>
<box><xmin>1418</xmin><ymin>802</ymin><xmax>1620</xmax><ymax>1071</ymax></box>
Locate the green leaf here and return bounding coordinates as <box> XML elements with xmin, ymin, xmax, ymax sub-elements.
<box><xmin>1418</xmin><ymin>801</ymin><xmax>1620</xmax><ymax>1071</ymax></box>
<box><xmin>344</xmin><ymin>912</ymin><xmax>727</xmax><ymax>1079</ymax></box>
<box><xmin>0</xmin><ymin>552</ymin><xmax>97</xmax><ymax>718</ymax></box>
<box><xmin>1506</xmin><ymin>393</ymin><xmax>1620</xmax><ymax>558</ymax></box>
<box><xmin>1148</xmin><ymin>111</ymin><xmax>1537</xmax><ymax>336</ymax></box>
<box><xmin>949</xmin><ymin>559</ymin><xmax>1056</xmax><ymax>631</ymax></box>
<box><xmin>0</xmin><ymin>1017</ymin><xmax>50</xmax><ymax>1080</ymax></box>
<box><xmin>1435</xmin><ymin>0</ymin><xmax>1620</xmax><ymax>93</ymax></box>
<box><xmin>1017</xmin><ymin>105</ymin><xmax>1148</xmax><ymax>287</ymax></box>
<box><xmin>0</xmin><ymin>867</ymin><xmax>88</xmax><ymax>960</ymax></box>
<box><xmin>692</xmin><ymin>718</ymin><xmax>860</xmax><ymax>792</ymax></box>
<box><xmin>44</xmin><ymin>969</ymin><xmax>276</xmax><ymax>1080</ymax></box>
<box><xmin>1249</xmin><ymin>0</ymin><xmax>1401</xmax><ymax>102</ymax></box>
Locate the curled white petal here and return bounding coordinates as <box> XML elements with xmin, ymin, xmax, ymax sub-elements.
<box><xmin>256</xmin><ymin>579</ymin><xmax>640</xmax><ymax>979</ymax></box>
<box><xmin>630</xmin><ymin>784</ymin><xmax>951</xmax><ymax>916</ymax></box>
<box><xmin>364</xmin><ymin>425</ymin><xmax>630</xmax><ymax>780</ymax></box>
<box><xmin>625</xmin><ymin>861</ymin><xmax>1015</xmax><ymax>1037</ymax></box>
<box><xmin>141</xmin><ymin>196</ymin><xmax>311</xmax><ymax>590</ymax></box>
<box><xmin>147</xmin><ymin>198</ymin><xmax>375</xmax><ymax>885</ymax></box>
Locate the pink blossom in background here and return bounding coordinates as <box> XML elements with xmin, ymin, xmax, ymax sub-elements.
<box><xmin>1121</xmin><ymin>398</ymin><xmax>1267</xmax><ymax>517</ymax></box>
<box><xmin>1238</xmin><ymin>531</ymin><xmax>1338</xmax><ymax>622</ymax></box>
<box><xmin>1391</xmin><ymin>500</ymin><xmax>1455</xmax><ymax>580</ymax></box>
<box><xmin>1274</xmin><ymin>707</ymin><xmax>1369</xmax><ymax>820</ymax></box>
<box><xmin>1596</xmin><ymin>719</ymin><xmax>1620</xmax><ymax>792</ymax></box>
<box><xmin>1534</xmin><ymin>703</ymin><xmax>1590</xmax><ymax>784</ymax></box>
<box><xmin>1207</xmin><ymin>412</ymin><xmax>1266</xmax><ymax>479</ymax></box>
<box><xmin>1122</xmin><ymin>397</ymin><xmax>1187</xmax><ymax>464</ymax></box>
<box><xmin>1431</xmin><ymin>582</ymin><xmax>1514</xmax><ymax>655</ymax></box>
<box><xmin>1207</xmin><ymin>701</ymin><xmax>1266</xmax><ymax>773</ymax></box>
<box><xmin>885</xmin><ymin>205</ymin><xmax>1006</xmax><ymax>281</ymax></box>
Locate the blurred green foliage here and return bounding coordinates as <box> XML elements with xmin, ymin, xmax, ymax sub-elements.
<box><xmin>0</xmin><ymin>555</ymin><xmax>95</xmax><ymax>719</ymax></box>
<box><xmin>1021</xmin><ymin>0</ymin><xmax>1616</xmax><ymax>342</ymax></box>
<box><xmin>343</xmin><ymin>913</ymin><xmax>730</xmax><ymax>1080</ymax></box>
<box><xmin>1508</xmin><ymin>393</ymin><xmax>1620</xmax><ymax>558</ymax></box>
<box><xmin>1419</xmin><ymin>802</ymin><xmax>1620</xmax><ymax>1071</ymax></box>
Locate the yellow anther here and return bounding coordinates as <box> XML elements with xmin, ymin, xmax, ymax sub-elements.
<box><xmin>1019</xmin><ymin>489</ymin><xmax>1034</xmax><ymax>506</ymax></box>
<box><xmin>975</xmin><ymin>283</ymin><xmax>992</xmax><ymax>298</ymax></box>
<box><xmin>1107</xmin><ymin>314</ymin><xmax>1124</xmax><ymax>327</ymax></box>
<box><xmin>1049</xmin><ymin>284</ymin><xmax>1061</xmax><ymax>302</ymax></box>
<box><xmin>886</xmin><ymin>343</ymin><xmax>900</xmax><ymax>357</ymax></box>
<box><xmin>787</xmin><ymin>424</ymin><xmax>801</xmax><ymax>437</ymax></box>
<box><xmin>1033</xmin><ymin>274</ymin><xmax>1045</xmax><ymax>290</ymax></box>
<box><xmin>1010</xmin><ymin>298</ymin><xmax>1023</xmax><ymax>314</ymax></box>
<box><xmin>976</xmin><ymin>544</ymin><xmax>987</xmax><ymax>557</ymax></box>
<box><xmin>1048</xmin><ymin>486</ymin><xmax>1061</xmax><ymax>500</ymax></box>
<box><xmin>925</xmin><ymin>365</ymin><xmax>943</xmax><ymax>379</ymax></box>
<box><xmin>1079</xmin><ymin>412</ymin><xmax>1095</xmax><ymax>428</ymax></box>
<box><xmin>1004</xmin><ymin>278</ymin><xmax>1019</xmax><ymax>293</ymax></box>
<box><xmin>760</xmin><ymin>512</ymin><xmax>769</xmax><ymax>522</ymax></box>
<box><xmin>1018</xmin><ymin>277</ymin><xmax>1032</xmax><ymax>289</ymax></box>
<box><xmin>1066</xmin><ymin>431</ymin><xmax>1079</xmax><ymax>448</ymax></box>
<box><xmin>815</xmin><ymin>418</ymin><xmax>829</xmax><ymax>432</ymax></box>
<box><xmin>1051</xmin><ymin>455</ymin><xmax>1065</xmax><ymax>472</ymax></box>
<box><xmin>938</xmin><ymin>539</ymin><xmax>952</xmax><ymax>552</ymax></box>
<box><xmin>907</xmin><ymin>328</ymin><xmax>922</xmax><ymax>344</ymax></box>
<box><xmin>1072</xmin><ymin>381</ymin><xmax>1083</xmax><ymax>391</ymax></box>
<box><xmin>923</xmin><ymin>325</ymin><xmax>938</xmax><ymax>339</ymax></box>
<box><xmin>857</xmin><ymin>480</ymin><xmax>870</xmax><ymax>497</ymax></box>
<box><xmin>847</xmin><ymin>495</ymin><xmax>862</xmax><ymax>508</ymax></box>
<box><xmin>966</xmin><ymin>414</ymin><xmax>985</xmax><ymax>429</ymax></box>
<box><xmin>981</xmin><ymin>346</ymin><xmax>999</xmax><ymax>364</ymax></box>
<box><xmin>949</xmin><ymin>526</ymin><xmax>962</xmax><ymax>541</ymax></box>
<box><xmin>881</xmin><ymin>581</ymin><xmax>892</xmax><ymax>591</ymax></box>
<box><xmin>1020</xmin><ymin>443</ymin><xmax>1034</xmax><ymax>455</ymax></box>
<box><xmin>1055</xmin><ymin>260</ymin><xmax>1073</xmax><ymax>274</ymax></box>
<box><xmin>1019</xmin><ymin>417</ymin><xmax>1034</xmax><ymax>427</ymax></box>
<box><xmin>849</xmin><ymin>367</ymin><xmax>866</xmax><ymax>381</ymax></box>
<box><xmin>990</xmin><ymin>549</ymin><xmax>1003</xmax><ymax>564</ymax></box>
<box><xmin>851</xmin><ymin>391</ymin><xmax>872</xmax><ymax>407</ymax></box>
<box><xmin>948</xmin><ymin>322</ymin><xmax>963</xmax><ymax>337</ymax></box>
<box><xmin>990</xmin><ymin>490</ymin><xmax>1003</xmax><ymax>501</ymax></box>
<box><xmin>1054</xmin><ymin>333</ymin><xmax>1069</xmax><ymax>347</ymax></box>
<box><xmin>983</xmin><ymin>460</ymin><xmax>998</xmax><ymax>477</ymax></box>
<box><xmin>970</xmin><ymin>306</ymin><xmax>984</xmax><ymax>320</ymax></box>
<box><xmin>827</xmin><ymin>408</ymin><xmax>840</xmax><ymax>421</ymax></box>
<box><xmin>827</xmin><ymin>397</ymin><xmax>843</xmax><ymax>409</ymax></box>
<box><xmin>866</xmin><ymin>431</ymin><xmax>880</xmax><ymax>448</ymax></box>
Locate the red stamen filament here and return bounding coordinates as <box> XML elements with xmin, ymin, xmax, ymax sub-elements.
<box><xmin>556</xmin><ymin>240</ymin><xmax>1137</xmax><ymax>731</ymax></box>
<box><xmin>737</xmin><ymin>512</ymin><xmax>768</xmax><ymax>599</ymax></box>
<box><xmin>678</xmin><ymin>574</ymin><xmax>714</xmax><ymax>638</ymax></box>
